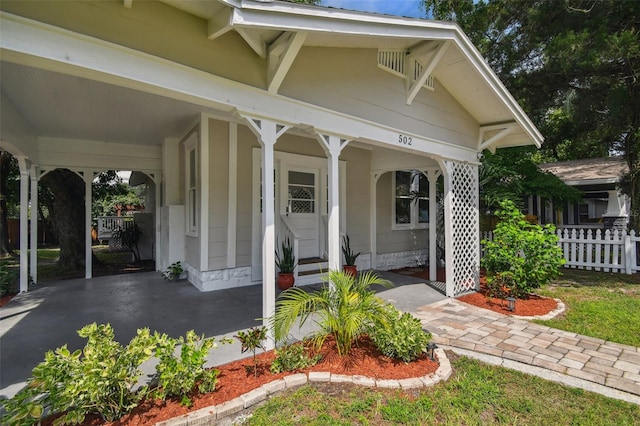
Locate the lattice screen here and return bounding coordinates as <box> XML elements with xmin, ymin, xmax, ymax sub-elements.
<box><xmin>444</xmin><ymin>160</ymin><xmax>480</xmax><ymax>296</ymax></box>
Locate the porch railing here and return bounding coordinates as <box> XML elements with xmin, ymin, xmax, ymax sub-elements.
<box><xmin>481</xmin><ymin>228</ymin><xmax>640</xmax><ymax>274</ymax></box>
<box><xmin>279</xmin><ymin>214</ymin><xmax>301</xmax><ymax>282</ymax></box>
<box><xmin>96</xmin><ymin>216</ymin><xmax>134</xmax><ymax>240</ymax></box>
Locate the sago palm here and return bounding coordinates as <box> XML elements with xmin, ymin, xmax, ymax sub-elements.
<box><xmin>271</xmin><ymin>270</ymin><xmax>392</xmax><ymax>356</ymax></box>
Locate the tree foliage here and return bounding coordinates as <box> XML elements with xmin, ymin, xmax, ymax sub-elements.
<box><xmin>424</xmin><ymin>0</ymin><xmax>640</xmax><ymax>231</ymax></box>
<box><xmin>480</xmin><ymin>147</ymin><xmax>582</xmax><ymax>209</ymax></box>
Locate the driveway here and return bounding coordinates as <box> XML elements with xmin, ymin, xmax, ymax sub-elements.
<box><xmin>0</xmin><ymin>269</ymin><xmax>444</xmax><ymax>399</ymax></box>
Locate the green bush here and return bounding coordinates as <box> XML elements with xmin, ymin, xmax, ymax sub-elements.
<box><xmin>154</xmin><ymin>330</ymin><xmax>226</xmax><ymax>407</ymax></box>
<box><xmin>270</xmin><ymin>342</ymin><xmax>321</xmax><ymax>373</ymax></box>
<box><xmin>2</xmin><ymin>324</ymin><xmax>230</xmax><ymax>424</ymax></box>
<box><xmin>2</xmin><ymin>323</ymin><xmax>157</xmax><ymax>425</ymax></box>
<box><xmin>0</xmin><ymin>260</ymin><xmax>18</xmax><ymax>296</ymax></box>
<box><xmin>481</xmin><ymin>199</ymin><xmax>565</xmax><ymax>299</ymax></box>
<box><xmin>368</xmin><ymin>306</ymin><xmax>431</xmax><ymax>362</ymax></box>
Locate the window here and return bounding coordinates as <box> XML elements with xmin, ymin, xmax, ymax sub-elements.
<box><xmin>185</xmin><ymin>135</ymin><xmax>198</xmax><ymax>236</ymax></box>
<box><xmin>393</xmin><ymin>170</ymin><xmax>429</xmax><ymax>229</ymax></box>
<box><xmin>287</xmin><ymin>171</ymin><xmax>315</xmax><ymax>214</ymax></box>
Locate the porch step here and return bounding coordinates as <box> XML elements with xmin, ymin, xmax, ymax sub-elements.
<box><xmin>296</xmin><ymin>257</ymin><xmax>328</xmax><ymax>286</ymax></box>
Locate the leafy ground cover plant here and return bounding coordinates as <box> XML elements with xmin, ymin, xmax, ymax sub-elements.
<box><xmin>271</xmin><ymin>270</ymin><xmax>392</xmax><ymax>356</ymax></box>
<box><xmin>235</xmin><ymin>326</ymin><xmax>268</xmax><ymax>377</ymax></box>
<box><xmin>154</xmin><ymin>331</ymin><xmax>229</xmax><ymax>406</ymax></box>
<box><xmin>270</xmin><ymin>342</ymin><xmax>322</xmax><ymax>373</ymax></box>
<box><xmin>2</xmin><ymin>324</ymin><xmax>228</xmax><ymax>425</ymax></box>
<box><xmin>482</xmin><ymin>199</ymin><xmax>564</xmax><ymax>298</ymax></box>
<box><xmin>2</xmin><ymin>323</ymin><xmax>157</xmax><ymax>425</ymax></box>
<box><xmin>368</xmin><ymin>305</ymin><xmax>431</xmax><ymax>362</ymax></box>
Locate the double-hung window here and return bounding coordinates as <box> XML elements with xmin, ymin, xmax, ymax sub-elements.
<box><xmin>393</xmin><ymin>170</ymin><xmax>429</xmax><ymax>229</ymax></box>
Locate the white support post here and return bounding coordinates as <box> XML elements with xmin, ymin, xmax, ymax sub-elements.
<box><xmin>227</xmin><ymin>122</ymin><xmax>238</xmax><ymax>269</ymax></box>
<box><xmin>154</xmin><ymin>172</ymin><xmax>162</xmax><ymax>266</ymax></box>
<box><xmin>30</xmin><ymin>165</ymin><xmax>38</xmax><ymax>283</ymax></box>
<box><xmin>441</xmin><ymin>168</ymin><xmax>454</xmax><ymax>297</ymax></box>
<box><xmin>428</xmin><ymin>169</ymin><xmax>439</xmax><ymax>282</ymax></box>
<box><xmin>83</xmin><ymin>170</ymin><xmax>93</xmax><ymax>279</ymax></box>
<box><xmin>17</xmin><ymin>157</ymin><xmax>29</xmax><ymax>293</ymax></box>
<box><xmin>260</xmin><ymin>121</ymin><xmax>277</xmax><ymax>347</ymax></box>
<box><xmin>370</xmin><ymin>172</ymin><xmax>381</xmax><ymax>270</ymax></box>
<box><xmin>316</xmin><ymin>134</ymin><xmax>348</xmax><ymax>273</ymax></box>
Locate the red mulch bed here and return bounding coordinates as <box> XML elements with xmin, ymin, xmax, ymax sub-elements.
<box><xmin>391</xmin><ymin>267</ymin><xmax>558</xmax><ymax>317</ymax></box>
<box><xmin>43</xmin><ymin>336</ymin><xmax>439</xmax><ymax>426</ymax></box>
<box><xmin>0</xmin><ymin>293</ymin><xmax>16</xmax><ymax>307</ymax></box>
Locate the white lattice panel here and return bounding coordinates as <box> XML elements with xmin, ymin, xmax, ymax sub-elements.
<box><xmin>444</xmin><ymin>160</ymin><xmax>479</xmax><ymax>296</ymax></box>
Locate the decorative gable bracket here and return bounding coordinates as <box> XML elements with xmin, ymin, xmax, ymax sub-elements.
<box><xmin>377</xmin><ymin>41</ymin><xmax>449</xmax><ymax>105</ymax></box>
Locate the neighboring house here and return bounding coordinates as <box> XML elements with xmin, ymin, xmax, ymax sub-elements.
<box><xmin>1</xmin><ymin>0</ymin><xmax>542</xmax><ymax>325</ymax></box>
<box><xmin>533</xmin><ymin>157</ymin><xmax>630</xmax><ymax>229</ymax></box>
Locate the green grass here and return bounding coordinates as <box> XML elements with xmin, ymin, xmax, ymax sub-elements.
<box><xmin>2</xmin><ymin>245</ymin><xmax>137</xmax><ymax>287</ymax></box>
<box><xmin>536</xmin><ymin>269</ymin><xmax>640</xmax><ymax>347</ymax></box>
<box><xmin>243</xmin><ymin>357</ymin><xmax>640</xmax><ymax>425</ymax></box>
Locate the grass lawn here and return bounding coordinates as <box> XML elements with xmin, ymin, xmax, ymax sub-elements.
<box><xmin>243</xmin><ymin>356</ymin><xmax>640</xmax><ymax>425</ymax></box>
<box><xmin>536</xmin><ymin>269</ymin><xmax>640</xmax><ymax>347</ymax></box>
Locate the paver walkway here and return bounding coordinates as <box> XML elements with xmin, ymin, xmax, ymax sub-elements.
<box><xmin>413</xmin><ymin>299</ymin><xmax>640</xmax><ymax>405</ymax></box>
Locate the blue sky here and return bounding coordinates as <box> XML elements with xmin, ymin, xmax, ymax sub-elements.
<box><xmin>320</xmin><ymin>0</ymin><xmax>426</xmax><ymax>19</ymax></box>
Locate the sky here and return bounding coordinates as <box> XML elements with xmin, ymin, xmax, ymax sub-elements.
<box><xmin>320</xmin><ymin>0</ymin><xmax>426</xmax><ymax>19</ymax></box>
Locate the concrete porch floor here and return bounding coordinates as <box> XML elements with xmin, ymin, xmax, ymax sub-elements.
<box><xmin>0</xmin><ymin>269</ymin><xmax>445</xmax><ymax>399</ymax></box>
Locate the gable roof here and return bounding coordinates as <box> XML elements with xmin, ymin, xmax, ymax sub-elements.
<box><xmin>539</xmin><ymin>157</ymin><xmax>629</xmax><ymax>186</ymax></box>
<box><xmin>161</xmin><ymin>0</ymin><xmax>543</xmax><ymax>151</ymax></box>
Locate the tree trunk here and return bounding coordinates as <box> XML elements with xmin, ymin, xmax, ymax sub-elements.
<box><xmin>40</xmin><ymin>169</ymin><xmax>86</xmax><ymax>269</ymax></box>
<box><xmin>0</xmin><ymin>151</ymin><xmax>14</xmax><ymax>254</ymax></box>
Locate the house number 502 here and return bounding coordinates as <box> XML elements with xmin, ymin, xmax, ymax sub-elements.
<box><xmin>398</xmin><ymin>134</ymin><xmax>412</xmax><ymax>145</ymax></box>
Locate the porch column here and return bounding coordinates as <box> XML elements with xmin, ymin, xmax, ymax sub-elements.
<box><xmin>83</xmin><ymin>170</ymin><xmax>94</xmax><ymax>279</ymax></box>
<box><xmin>370</xmin><ymin>173</ymin><xmax>382</xmax><ymax>269</ymax></box>
<box><xmin>440</xmin><ymin>159</ymin><xmax>479</xmax><ymax>297</ymax></box>
<box><xmin>17</xmin><ymin>157</ymin><xmax>29</xmax><ymax>293</ymax></box>
<box><xmin>154</xmin><ymin>172</ymin><xmax>162</xmax><ymax>265</ymax></box>
<box><xmin>428</xmin><ymin>169</ymin><xmax>440</xmax><ymax>282</ymax></box>
<box><xmin>317</xmin><ymin>134</ymin><xmax>349</xmax><ymax>273</ymax></box>
<box><xmin>30</xmin><ymin>165</ymin><xmax>39</xmax><ymax>283</ymax></box>
<box><xmin>240</xmin><ymin>116</ymin><xmax>290</xmax><ymax>347</ymax></box>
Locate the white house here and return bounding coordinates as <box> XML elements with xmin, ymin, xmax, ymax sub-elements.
<box><xmin>535</xmin><ymin>157</ymin><xmax>630</xmax><ymax>229</ymax></box>
<box><xmin>0</xmin><ymin>0</ymin><xmax>542</xmax><ymax>329</ymax></box>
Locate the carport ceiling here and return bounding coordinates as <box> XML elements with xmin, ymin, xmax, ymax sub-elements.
<box><xmin>0</xmin><ymin>61</ymin><xmax>215</xmax><ymax>146</ymax></box>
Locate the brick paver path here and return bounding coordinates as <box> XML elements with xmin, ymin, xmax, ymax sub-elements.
<box><xmin>414</xmin><ymin>299</ymin><xmax>640</xmax><ymax>404</ymax></box>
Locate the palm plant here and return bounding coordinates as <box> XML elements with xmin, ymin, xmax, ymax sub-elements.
<box><xmin>270</xmin><ymin>270</ymin><xmax>392</xmax><ymax>356</ymax></box>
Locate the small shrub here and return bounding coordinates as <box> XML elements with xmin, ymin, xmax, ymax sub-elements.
<box><xmin>272</xmin><ymin>270</ymin><xmax>392</xmax><ymax>356</ymax></box>
<box><xmin>154</xmin><ymin>331</ymin><xmax>227</xmax><ymax>407</ymax></box>
<box><xmin>0</xmin><ymin>260</ymin><xmax>18</xmax><ymax>296</ymax></box>
<box><xmin>235</xmin><ymin>326</ymin><xmax>268</xmax><ymax>377</ymax></box>
<box><xmin>270</xmin><ymin>342</ymin><xmax>321</xmax><ymax>373</ymax></box>
<box><xmin>368</xmin><ymin>306</ymin><xmax>431</xmax><ymax>362</ymax></box>
<box><xmin>481</xmin><ymin>199</ymin><xmax>565</xmax><ymax>298</ymax></box>
<box><xmin>2</xmin><ymin>323</ymin><xmax>157</xmax><ymax>425</ymax></box>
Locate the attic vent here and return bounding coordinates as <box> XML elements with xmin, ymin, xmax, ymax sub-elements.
<box><xmin>377</xmin><ymin>49</ymin><xmax>435</xmax><ymax>91</ymax></box>
<box><xmin>377</xmin><ymin>50</ymin><xmax>406</xmax><ymax>77</ymax></box>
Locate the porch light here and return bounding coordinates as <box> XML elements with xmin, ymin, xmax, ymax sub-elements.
<box><xmin>506</xmin><ymin>296</ymin><xmax>516</xmax><ymax>312</ymax></box>
<box><xmin>427</xmin><ymin>342</ymin><xmax>438</xmax><ymax>361</ymax></box>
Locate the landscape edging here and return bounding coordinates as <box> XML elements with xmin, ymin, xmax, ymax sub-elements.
<box><xmin>156</xmin><ymin>347</ymin><xmax>451</xmax><ymax>426</ymax></box>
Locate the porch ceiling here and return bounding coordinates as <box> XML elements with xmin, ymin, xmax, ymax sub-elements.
<box><xmin>0</xmin><ymin>61</ymin><xmax>220</xmax><ymax>148</ymax></box>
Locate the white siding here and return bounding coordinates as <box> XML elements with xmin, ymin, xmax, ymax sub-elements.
<box><xmin>281</xmin><ymin>47</ymin><xmax>478</xmax><ymax>149</ymax></box>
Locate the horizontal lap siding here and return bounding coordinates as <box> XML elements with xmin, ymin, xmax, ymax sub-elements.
<box><xmin>280</xmin><ymin>47</ymin><xmax>478</xmax><ymax>150</ymax></box>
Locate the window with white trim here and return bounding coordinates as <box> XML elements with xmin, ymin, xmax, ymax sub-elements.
<box><xmin>393</xmin><ymin>170</ymin><xmax>429</xmax><ymax>229</ymax></box>
<box><xmin>185</xmin><ymin>135</ymin><xmax>198</xmax><ymax>236</ymax></box>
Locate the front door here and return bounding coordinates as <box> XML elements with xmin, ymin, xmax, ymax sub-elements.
<box><xmin>285</xmin><ymin>168</ymin><xmax>320</xmax><ymax>259</ymax></box>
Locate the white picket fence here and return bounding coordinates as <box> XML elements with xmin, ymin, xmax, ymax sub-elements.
<box><xmin>481</xmin><ymin>228</ymin><xmax>640</xmax><ymax>274</ymax></box>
